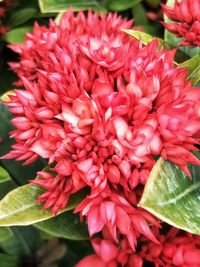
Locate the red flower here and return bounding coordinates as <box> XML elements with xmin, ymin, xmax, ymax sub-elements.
<box><xmin>3</xmin><ymin>10</ymin><xmax>200</xmax><ymax>265</ymax></box>
<box><xmin>162</xmin><ymin>0</ymin><xmax>200</xmax><ymax>46</ymax></box>
<box><xmin>76</xmin><ymin>234</ymin><xmax>144</xmax><ymax>267</ymax></box>
<box><xmin>75</xmin><ymin>190</ymin><xmax>159</xmax><ymax>249</ymax></box>
<box><xmin>140</xmin><ymin>227</ymin><xmax>200</xmax><ymax>267</ymax></box>
<box><xmin>75</xmin><ymin>254</ymin><xmax>108</xmax><ymax>267</ymax></box>
<box><xmin>80</xmin><ymin>35</ymin><xmax>130</xmax><ymax>71</ymax></box>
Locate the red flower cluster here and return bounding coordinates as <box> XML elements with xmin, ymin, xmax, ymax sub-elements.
<box><xmin>77</xmin><ymin>228</ymin><xmax>200</xmax><ymax>267</ymax></box>
<box><xmin>162</xmin><ymin>0</ymin><xmax>200</xmax><ymax>46</ymax></box>
<box><xmin>140</xmin><ymin>227</ymin><xmax>200</xmax><ymax>267</ymax></box>
<box><xmin>3</xmin><ymin>10</ymin><xmax>200</xmax><ymax>266</ymax></box>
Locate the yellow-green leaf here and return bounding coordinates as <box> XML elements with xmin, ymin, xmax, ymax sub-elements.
<box><xmin>39</xmin><ymin>0</ymin><xmax>105</xmax><ymax>13</ymax></box>
<box><xmin>123</xmin><ymin>29</ymin><xmax>189</xmax><ymax>63</ymax></box>
<box><xmin>181</xmin><ymin>54</ymin><xmax>200</xmax><ymax>85</ymax></box>
<box><xmin>54</xmin><ymin>12</ymin><xmax>65</xmax><ymax>24</ymax></box>
<box><xmin>0</xmin><ymin>182</ymin><xmax>87</xmax><ymax>226</ymax></box>
<box><xmin>0</xmin><ymin>167</ymin><xmax>11</xmax><ymax>184</ymax></box>
<box><xmin>140</xmin><ymin>153</ymin><xmax>200</xmax><ymax>235</ymax></box>
<box><xmin>123</xmin><ymin>29</ymin><xmax>162</xmax><ymax>46</ymax></box>
<box><xmin>1</xmin><ymin>91</ymin><xmax>16</xmax><ymax>102</ymax></box>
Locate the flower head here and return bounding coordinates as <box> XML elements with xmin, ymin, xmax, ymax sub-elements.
<box><xmin>3</xmin><ymin>9</ymin><xmax>200</xmax><ymax>266</ymax></box>
<box><xmin>75</xmin><ymin>190</ymin><xmax>160</xmax><ymax>249</ymax></box>
<box><xmin>4</xmin><ymin>8</ymin><xmax>200</xmax><ymax>217</ymax></box>
<box><xmin>162</xmin><ymin>0</ymin><xmax>200</xmax><ymax>46</ymax></box>
<box><xmin>140</xmin><ymin>227</ymin><xmax>200</xmax><ymax>267</ymax></box>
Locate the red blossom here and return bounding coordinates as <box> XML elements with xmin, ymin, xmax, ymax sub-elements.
<box><xmin>162</xmin><ymin>0</ymin><xmax>200</xmax><ymax>46</ymax></box>
<box><xmin>75</xmin><ymin>190</ymin><xmax>160</xmax><ymax>249</ymax></box>
<box><xmin>75</xmin><ymin>254</ymin><xmax>108</xmax><ymax>267</ymax></box>
<box><xmin>140</xmin><ymin>227</ymin><xmax>200</xmax><ymax>267</ymax></box>
<box><xmin>2</xmin><ymin>10</ymin><xmax>200</xmax><ymax>266</ymax></box>
<box><xmin>77</xmin><ymin>226</ymin><xmax>200</xmax><ymax>266</ymax></box>
<box><xmin>75</xmin><ymin>234</ymin><xmax>144</xmax><ymax>267</ymax></box>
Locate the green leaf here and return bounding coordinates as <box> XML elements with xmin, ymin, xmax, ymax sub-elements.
<box><xmin>0</xmin><ymin>68</ymin><xmax>17</xmax><ymax>94</ymax></box>
<box><xmin>0</xmin><ymin>227</ymin><xmax>12</xmax><ymax>243</ymax></box>
<box><xmin>132</xmin><ymin>2</ymin><xmax>163</xmax><ymax>36</ymax></box>
<box><xmin>108</xmin><ymin>0</ymin><xmax>142</xmax><ymax>11</ymax></box>
<box><xmin>54</xmin><ymin>12</ymin><xmax>65</xmax><ymax>24</ymax></box>
<box><xmin>38</xmin><ymin>0</ymin><xmax>104</xmax><ymax>13</ymax></box>
<box><xmin>0</xmin><ymin>227</ymin><xmax>42</xmax><ymax>262</ymax></box>
<box><xmin>0</xmin><ymin>103</ymin><xmax>12</xmax><ymax>141</ymax></box>
<box><xmin>6</xmin><ymin>27</ymin><xmax>33</xmax><ymax>44</ymax></box>
<box><xmin>0</xmin><ymin>167</ymin><xmax>11</xmax><ymax>183</ymax></box>
<box><xmin>1</xmin><ymin>227</ymin><xmax>38</xmax><ymax>257</ymax></box>
<box><xmin>0</xmin><ymin>179</ymin><xmax>87</xmax><ymax>226</ymax></box>
<box><xmin>0</xmin><ymin>180</ymin><xmax>16</xmax><ymax>200</ymax></box>
<box><xmin>132</xmin><ymin>2</ymin><xmax>148</xmax><ymax>26</ymax></box>
<box><xmin>0</xmin><ymin>254</ymin><xmax>19</xmax><ymax>267</ymax></box>
<box><xmin>164</xmin><ymin>0</ymin><xmax>200</xmax><ymax>57</ymax></box>
<box><xmin>181</xmin><ymin>54</ymin><xmax>200</xmax><ymax>85</ymax></box>
<box><xmin>140</xmin><ymin>153</ymin><xmax>200</xmax><ymax>235</ymax></box>
<box><xmin>123</xmin><ymin>29</ymin><xmax>164</xmax><ymax>47</ymax></box>
<box><xmin>10</xmin><ymin>226</ymin><xmax>42</xmax><ymax>255</ymax></box>
<box><xmin>164</xmin><ymin>28</ymin><xmax>200</xmax><ymax>58</ymax></box>
<box><xmin>123</xmin><ymin>29</ymin><xmax>189</xmax><ymax>63</ymax></box>
<box><xmin>9</xmin><ymin>8</ymin><xmax>37</xmax><ymax>27</ymax></box>
<box><xmin>145</xmin><ymin>0</ymin><xmax>160</xmax><ymax>6</ymax></box>
<box><xmin>35</xmin><ymin>211</ymin><xmax>88</xmax><ymax>240</ymax></box>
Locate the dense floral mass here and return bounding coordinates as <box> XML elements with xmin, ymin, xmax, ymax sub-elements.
<box><xmin>77</xmin><ymin>228</ymin><xmax>200</xmax><ymax>267</ymax></box>
<box><xmin>141</xmin><ymin>228</ymin><xmax>200</xmax><ymax>267</ymax></box>
<box><xmin>2</xmin><ymin>10</ymin><xmax>200</xmax><ymax>266</ymax></box>
<box><xmin>162</xmin><ymin>0</ymin><xmax>200</xmax><ymax>46</ymax></box>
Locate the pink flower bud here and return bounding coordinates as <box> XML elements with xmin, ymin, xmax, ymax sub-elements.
<box><xmin>35</xmin><ymin>107</ymin><xmax>54</xmax><ymax>120</ymax></box>
<box><xmin>11</xmin><ymin>117</ymin><xmax>31</xmax><ymax>130</ymax></box>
